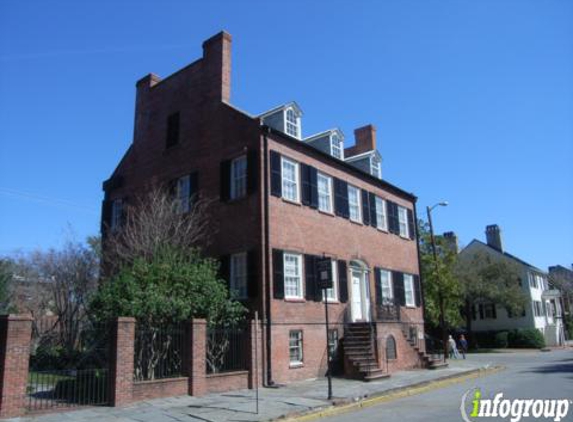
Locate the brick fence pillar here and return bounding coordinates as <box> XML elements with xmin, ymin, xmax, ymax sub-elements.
<box><xmin>0</xmin><ymin>314</ymin><xmax>33</xmax><ymax>419</ymax></box>
<box><xmin>188</xmin><ymin>319</ymin><xmax>206</xmax><ymax>396</ymax></box>
<box><xmin>248</xmin><ymin>319</ymin><xmax>262</xmax><ymax>388</ymax></box>
<box><xmin>110</xmin><ymin>317</ymin><xmax>135</xmax><ymax>406</ymax></box>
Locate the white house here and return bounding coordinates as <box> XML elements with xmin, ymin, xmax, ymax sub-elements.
<box><xmin>458</xmin><ymin>225</ymin><xmax>565</xmax><ymax>347</ymax></box>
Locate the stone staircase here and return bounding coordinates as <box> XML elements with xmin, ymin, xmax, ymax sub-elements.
<box><xmin>400</xmin><ymin>326</ymin><xmax>448</xmax><ymax>370</ymax></box>
<box><xmin>343</xmin><ymin>323</ymin><xmax>390</xmax><ymax>381</ymax></box>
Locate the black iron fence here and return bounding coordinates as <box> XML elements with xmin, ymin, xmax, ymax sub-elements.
<box><xmin>206</xmin><ymin>325</ymin><xmax>249</xmax><ymax>374</ymax></box>
<box><xmin>134</xmin><ymin>321</ymin><xmax>185</xmax><ymax>381</ymax></box>
<box><xmin>27</xmin><ymin>318</ymin><xmax>111</xmax><ymax>412</ymax></box>
<box><xmin>376</xmin><ymin>298</ymin><xmax>401</xmax><ymax>321</ymax></box>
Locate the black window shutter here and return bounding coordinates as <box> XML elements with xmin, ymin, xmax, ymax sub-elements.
<box><xmin>309</xmin><ymin>167</ymin><xmax>318</xmax><ymax>209</ymax></box>
<box><xmin>393</xmin><ymin>271</ymin><xmax>405</xmax><ymax>306</ymax></box>
<box><xmin>407</xmin><ymin>208</ymin><xmax>416</xmax><ymax>240</ymax></box>
<box><xmin>101</xmin><ymin>200</ymin><xmax>112</xmax><ymax>236</ymax></box>
<box><xmin>220</xmin><ymin>160</ymin><xmax>231</xmax><ymax>201</ymax></box>
<box><xmin>247</xmin><ymin>149</ymin><xmax>258</xmax><ymax>195</ymax></box>
<box><xmin>272</xmin><ymin>249</ymin><xmax>284</xmax><ymax>299</ymax></box>
<box><xmin>220</xmin><ymin>255</ymin><xmax>231</xmax><ymax>291</ymax></box>
<box><xmin>374</xmin><ymin>268</ymin><xmax>382</xmax><ymax>305</ymax></box>
<box><xmin>471</xmin><ymin>305</ymin><xmax>477</xmax><ymax>320</ymax></box>
<box><xmin>247</xmin><ymin>249</ymin><xmax>258</xmax><ymax>298</ymax></box>
<box><xmin>301</xmin><ymin>164</ymin><xmax>311</xmax><ymax>206</ymax></box>
<box><xmin>270</xmin><ymin>151</ymin><xmax>282</xmax><ymax>197</ymax></box>
<box><xmin>189</xmin><ymin>172</ymin><xmax>199</xmax><ymax>205</ymax></box>
<box><xmin>387</xmin><ymin>201</ymin><xmax>399</xmax><ymax>235</ymax></box>
<box><xmin>369</xmin><ymin>192</ymin><xmax>377</xmax><ymax>228</ymax></box>
<box><xmin>304</xmin><ymin>254</ymin><xmax>316</xmax><ymax>301</ymax></box>
<box><xmin>361</xmin><ymin>190</ymin><xmax>371</xmax><ymax>226</ymax></box>
<box><xmin>338</xmin><ymin>260</ymin><xmax>348</xmax><ymax>303</ymax></box>
<box><xmin>334</xmin><ymin>178</ymin><xmax>349</xmax><ymax>219</ymax></box>
<box><xmin>478</xmin><ymin>304</ymin><xmax>484</xmax><ymax>320</ymax></box>
<box><xmin>413</xmin><ymin>275</ymin><xmax>421</xmax><ymax>307</ymax></box>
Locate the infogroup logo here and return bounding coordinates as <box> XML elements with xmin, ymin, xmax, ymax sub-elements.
<box><xmin>460</xmin><ymin>389</ymin><xmax>572</xmax><ymax>422</ymax></box>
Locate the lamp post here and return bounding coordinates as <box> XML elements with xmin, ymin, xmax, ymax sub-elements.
<box><xmin>426</xmin><ymin>201</ymin><xmax>448</xmax><ymax>363</ymax></box>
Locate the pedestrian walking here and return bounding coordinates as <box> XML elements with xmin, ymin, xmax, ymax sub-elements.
<box><xmin>448</xmin><ymin>335</ymin><xmax>460</xmax><ymax>359</ymax></box>
<box><xmin>459</xmin><ymin>334</ymin><xmax>468</xmax><ymax>359</ymax></box>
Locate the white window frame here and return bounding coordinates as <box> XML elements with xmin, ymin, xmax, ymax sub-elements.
<box><xmin>330</xmin><ymin>134</ymin><xmax>343</xmax><ymax>160</ymax></box>
<box><xmin>398</xmin><ymin>206</ymin><xmax>409</xmax><ymax>238</ymax></box>
<box><xmin>110</xmin><ymin>199</ymin><xmax>123</xmax><ymax>231</ymax></box>
<box><xmin>289</xmin><ymin>330</ymin><xmax>303</xmax><ymax>365</ymax></box>
<box><xmin>535</xmin><ymin>274</ymin><xmax>544</xmax><ymax>291</ymax></box>
<box><xmin>317</xmin><ymin>172</ymin><xmax>333</xmax><ymax>213</ymax></box>
<box><xmin>176</xmin><ymin>175</ymin><xmax>191</xmax><ymax>213</ymax></box>
<box><xmin>370</xmin><ymin>156</ymin><xmax>381</xmax><ymax>179</ymax></box>
<box><xmin>404</xmin><ymin>274</ymin><xmax>415</xmax><ymax>307</ymax></box>
<box><xmin>285</xmin><ymin>108</ymin><xmax>300</xmax><ymax>139</ymax></box>
<box><xmin>230</xmin><ymin>155</ymin><xmax>247</xmax><ymax>200</ymax></box>
<box><xmin>348</xmin><ymin>185</ymin><xmax>361</xmax><ymax>223</ymax></box>
<box><xmin>322</xmin><ymin>260</ymin><xmax>338</xmax><ymax>302</ymax></box>
<box><xmin>230</xmin><ymin>252</ymin><xmax>248</xmax><ymax>299</ymax></box>
<box><xmin>281</xmin><ymin>157</ymin><xmax>300</xmax><ymax>203</ymax></box>
<box><xmin>380</xmin><ymin>269</ymin><xmax>393</xmax><ymax>304</ymax></box>
<box><xmin>375</xmin><ymin>196</ymin><xmax>387</xmax><ymax>231</ymax></box>
<box><xmin>284</xmin><ymin>253</ymin><xmax>303</xmax><ymax>299</ymax></box>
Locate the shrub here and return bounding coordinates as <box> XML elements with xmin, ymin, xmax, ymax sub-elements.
<box><xmin>508</xmin><ymin>328</ymin><xmax>545</xmax><ymax>349</ymax></box>
<box><xmin>494</xmin><ymin>331</ymin><xmax>509</xmax><ymax>348</ymax></box>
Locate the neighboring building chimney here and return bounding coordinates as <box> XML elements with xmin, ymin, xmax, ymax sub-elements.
<box><xmin>202</xmin><ymin>31</ymin><xmax>232</xmax><ymax>103</ymax></box>
<box><xmin>443</xmin><ymin>231</ymin><xmax>459</xmax><ymax>254</ymax></box>
<box><xmin>485</xmin><ymin>224</ymin><xmax>503</xmax><ymax>252</ymax></box>
<box><xmin>344</xmin><ymin>124</ymin><xmax>377</xmax><ymax>158</ymax></box>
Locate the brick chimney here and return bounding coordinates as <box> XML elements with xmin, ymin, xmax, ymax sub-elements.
<box><xmin>443</xmin><ymin>231</ymin><xmax>459</xmax><ymax>254</ymax></box>
<box><xmin>344</xmin><ymin>124</ymin><xmax>377</xmax><ymax>158</ymax></box>
<box><xmin>202</xmin><ymin>31</ymin><xmax>232</xmax><ymax>103</ymax></box>
<box><xmin>485</xmin><ymin>224</ymin><xmax>503</xmax><ymax>252</ymax></box>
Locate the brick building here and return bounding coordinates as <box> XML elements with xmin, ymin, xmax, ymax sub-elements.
<box><xmin>101</xmin><ymin>31</ymin><xmax>430</xmax><ymax>385</ymax></box>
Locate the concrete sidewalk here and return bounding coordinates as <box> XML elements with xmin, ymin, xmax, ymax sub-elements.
<box><xmin>9</xmin><ymin>359</ymin><xmax>498</xmax><ymax>422</ymax></box>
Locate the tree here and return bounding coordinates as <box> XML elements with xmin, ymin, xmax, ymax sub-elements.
<box><xmin>454</xmin><ymin>251</ymin><xmax>526</xmax><ymax>345</ymax></box>
<box><xmin>0</xmin><ymin>259</ymin><xmax>15</xmax><ymax>313</ymax></box>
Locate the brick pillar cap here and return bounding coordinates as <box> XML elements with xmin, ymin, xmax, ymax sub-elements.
<box><xmin>191</xmin><ymin>318</ymin><xmax>207</xmax><ymax>325</ymax></box>
<box><xmin>202</xmin><ymin>31</ymin><xmax>232</xmax><ymax>49</ymax></box>
<box><xmin>135</xmin><ymin>73</ymin><xmax>162</xmax><ymax>88</ymax></box>
<box><xmin>116</xmin><ymin>316</ymin><xmax>136</xmax><ymax>323</ymax></box>
<box><xmin>0</xmin><ymin>314</ymin><xmax>33</xmax><ymax>322</ymax></box>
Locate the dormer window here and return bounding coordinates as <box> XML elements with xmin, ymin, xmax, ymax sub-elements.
<box><xmin>370</xmin><ymin>156</ymin><xmax>381</xmax><ymax>179</ymax></box>
<box><xmin>330</xmin><ymin>133</ymin><xmax>344</xmax><ymax>160</ymax></box>
<box><xmin>285</xmin><ymin>108</ymin><xmax>300</xmax><ymax>138</ymax></box>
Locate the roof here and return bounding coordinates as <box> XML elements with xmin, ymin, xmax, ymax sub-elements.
<box><xmin>258</xmin><ymin>101</ymin><xmax>303</xmax><ymax>118</ymax></box>
<box><xmin>344</xmin><ymin>150</ymin><xmax>380</xmax><ymax>162</ymax></box>
<box><xmin>463</xmin><ymin>239</ymin><xmax>545</xmax><ymax>273</ymax></box>
<box><xmin>303</xmin><ymin>128</ymin><xmax>345</xmax><ymax>143</ymax></box>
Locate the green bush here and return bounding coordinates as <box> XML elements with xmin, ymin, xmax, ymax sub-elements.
<box><xmin>564</xmin><ymin>315</ymin><xmax>573</xmax><ymax>339</ymax></box>
<box><xmin>494</xmin><ymin>331</ymin><xmax>509</xmax><ymax>348</ymax></box>
<box><xmin>508</xmin><ymin>328</ymin><xmax>545</xmax><ymax>349</ymax></box>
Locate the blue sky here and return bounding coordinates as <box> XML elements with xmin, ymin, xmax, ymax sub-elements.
<box><xmin>0</xmin><ymin>0</ymin><xmax>571</xmax><ymax>270</ymax></box>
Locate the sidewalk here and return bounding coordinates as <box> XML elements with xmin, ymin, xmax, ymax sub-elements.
<box><xmin>9</xmin><ymin>359</ymin><xmax>496</xmax><ymax>422</ymax></box>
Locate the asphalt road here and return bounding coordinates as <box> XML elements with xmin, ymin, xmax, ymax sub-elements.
<box><xmin>321</xmin><ymin>349</ymin><xmax>573</xmax><ymax>422</ymax></box>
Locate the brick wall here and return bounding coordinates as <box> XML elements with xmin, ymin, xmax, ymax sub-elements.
<box><xmin>206</xmin><ymin>371</ymin><xmax>249</xmax><ymax>394</ymax></box>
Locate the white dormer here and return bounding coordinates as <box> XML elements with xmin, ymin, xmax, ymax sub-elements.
<box><xmin>370</xmin><ymin>154</ymin><xmax>382</xmax><ymax>179</ymax></box>
<box><xmin>304</xmin><ymin>128</ymin><xmax>345</xmax><ymax>160</ymax></box>
<box><xmin>345</xmin><ymin>150</ymin><xmax>383</xmax><ymax>179</ymax></box>
<box><xmin>259</xmin><ymin>102</ymin><xmax>303</xmax><ymax>140</ymax></box>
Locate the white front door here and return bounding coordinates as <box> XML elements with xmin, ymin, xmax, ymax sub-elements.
<box><xmin>351</xmin><ymin>270</ymin><xmax>370</xmax><ymax>322</ymax></box>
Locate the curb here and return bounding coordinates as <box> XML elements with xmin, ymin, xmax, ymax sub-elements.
<box><xmin>276</xmin><ymin>366</ymin><xmax>505</xmax><ymax>422</ymax></box>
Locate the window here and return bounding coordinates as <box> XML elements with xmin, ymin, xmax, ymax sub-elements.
<box><xmin>529</xmin><ymin>273</ymin><xmax>538</xmax><ymax>288</ymax></box>
<box><xmin>323</xmin><ymin>260</ymin><xmax>338</xmax><ymax>302</ymax></box>
<box><xmin>289</xmin><ymin>330</ymin><xmax>303</xmax><ymax>365</ymax></box>
<box><xmin>284</xmin><ymin>253</ymin><xmax>303</xmax><ymax>299</ymax></box>
<box><xmin>404</xmin><ymin>274</ymin><xmax>415</xmax><ymax>307</ymax></box>
<box><xmin>281</xmin><ymin>157</ymin><xmax>300</xmax><ymax>202</ymax></box>
<box><xmin>380</xmin><ymin>269</ymin><xmax>393</xmax><ymax>304</ymax></box>
<box><xmin>330</xmin><ymin>134</ymin><xmax>343</xmax><ymax>159</ymax></box>
<box><xmin>230</xmin><ymin>253</ymin><xmax>247</xmax><ymax>299</ymax></box>
<box><xmin>348</xmin><ymin>185</ymin><xmax>361</xmax><ymax>222</ymax></box>
<box><xmin>285</xmin><ymin>108</ymin><xmax>299</xmax><ymax>138</ymax></box>
<box><xmin>230</xmin><ymin>155</ymin><xmax>247</xmax><ymax>199</ymax></box>
<box><xmin>370</xmin><ymin>156</ymin><xmax>381</xmax><ymax>179</ymax></box>
<box><xmin>533</xmin><ymin>301</ymin><xmax>543</xmax><ymax>317</ymax></box>
<box><xmin>535</xmin><ymin>274</ymin><xmax>545</xmax><ymax>290</ymax></box>
<box><xmin>166</xmin><ymin>112</ymin><xmax>180</xmax><ymax>148</ymax></box>
<box><xmin>398</xmin><ymin>206</ymin><xmax>409</xmax><ymax>238</ymax></box>
<box><xmin>110</xmin><ymin>199</ymin><xmax>123</xmax><ymax>231</ymax></box>
<box><xmin>317</xmin><ymin>172</ymin><xmax>333</xmax><ymax>213</ymax></box>
<box><xmin>386</xmin><ymin>336</ymin><xmax>397</xmax><ymax>360</ymax></box>
<box><xmin>375</xmin><ymin>196</ymin><xmax>387</xmax><ymax>231</ymax></box>
<box><xmin>176</xmin><ymin>175</ymin><xmax>191</xmax><ymax>213</ymax></box>
<box><xmin>483</xmin><ymin>304</ymin><xmax>496</xmax><ymax>319</ymax></box>
<box><xmin>327</xmin><ymin>329</ymin><xmax>339</xmax><ymax>358</ymax></box>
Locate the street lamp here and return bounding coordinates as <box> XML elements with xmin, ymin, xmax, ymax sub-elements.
<box><xmin>426</xmin><ymin>201</ymin><xmax>448</xmax><ymax>363</ymax></box>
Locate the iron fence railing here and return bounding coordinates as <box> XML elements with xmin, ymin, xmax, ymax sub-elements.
<box><xmin>206</xmin><ymin>325</ymin><xmax>249</xmax><ymax>374</ymax></box>
<box><xmin>375</xmin><ymin>298</ymin><xmax>401</xmax><ymax>321</ymax></box>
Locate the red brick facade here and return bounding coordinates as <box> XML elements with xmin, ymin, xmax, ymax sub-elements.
<box><xmin>102</xmin><ymin>31</ymin><xmax>427</xmax><ymax>388</ymax></box>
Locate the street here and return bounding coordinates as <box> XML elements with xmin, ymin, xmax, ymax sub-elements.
<box><xmin>322</xmin><ymin>350</ymin><xmax>573</xmax><ymax>422</ymax></box>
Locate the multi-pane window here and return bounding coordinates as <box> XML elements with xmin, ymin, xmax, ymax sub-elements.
<box><xmin>533</xmin><ymin>301</ymin><xmax>543</xmax><ymax>317</ymax></box>
<box><xmin>529</xmin><ymin>273</ymin><xmax>537</xmax><ymax>288</ymax></box>
<box><xmin>483</xmin><ymin>304</ymin><xmax>496</xmax><ymax>319</ymax></box>
<box><xmin>375</xmin><ymin>196</ymin><xmax>387</xmax><ymax>231</ymax></box>
<box><xmin>285</xmin><ymin>108</ymin><xmax>299</xmax><ymax>138</ymax></box>
<box><xmin>110</xmin><ymin>199</ymin><xmax>123</xmax><ymax>231</ymax></box>
<box><xmin>176</xmin><ymin>175</ymin><xmax>191</xmax><ymax>213</ymax></box>
<box><xmin>330</xmin><ymin>134</ymin><xmax>343</xmax><ymax>159</ymax></box>
<box><xmin>404</xmin><ymin>274</ymin><xmax>415</xmax><ymax>307</ymax></box>
<box><xmin>398</xmin><ymin>206</ymin><xmax>409</xmax><ymax>237</ymax></box>
<box><xmin>348</xmin><ymin>185</ymin><xmax>361</xmax><ymax>222</ymax></box>
<box><xmin>230</xmin><ymin>253</ymin><xmax>247</xmax><ymax>299</ymax></box>
<box><xmin>386</xmin><ymin>336</ymin><xmax>397</xmax><ymax>360</ymax></box>
<box><xmin>380</xmin><ymin>269</ymin><xmax>393</xmax><ymax>304</ymax></box>
<box><xmin>289</xmin><ymin>330</ymin><xmax>303</xmax><ymax>365</ymax></box>
<box><xmin>323</xmin><ymin>260</ymin><xmax>338</xmax><ymax>302</ymax></box>
<box><xmin>535</xmin><ymin>274</ymin><xmax>545</xmax><ymax>290</ymax></box>
<box><xmin>230</xmin><ymin>155</ymin><xmax>247</xmax><ymax>199</ymax></box>
<box><xmin>327</xmin><ymin>329</ymin><xmax>339</xmax><ymax>359</ymax></box>
<box><xmin>317</xmin><ymin>172</ymin><xmax>333</xmax><ymax>213</ymax></box>
<box><xmin>284</xmin><ymin>253</ymin><xmax>303</xmax><ymax>299</ymax></box>
<box><xmin>281</xmin><ymin>157</ymin><xmax>299</xmax><ymax>202</ymax></box>
<box><xmin>370</xmin><ymin>156</ymin><xmax>381</xmax><ymax>179</ymax></box>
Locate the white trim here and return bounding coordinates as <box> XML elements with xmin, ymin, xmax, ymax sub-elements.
<box><xmin>317</xmin><ymin>172</ymin><xmax>333</xmax><ymax>213</ymax></box>
<box><xmin>398</xmin><ymin>206</ymin><xmax>409</xmax><ymax>238</ymax></box>
<box><xmin>283</xmin><ymin>253</ymin><xmax>303</xmax><ymax>299</ymax></box>
<box><xmin>281</xmin><ymin>157</ymin><xmax>300</xmax><ymax>202</ymax></box>
<box><xmin>344</xmin><ymin>150</ymin><xmax>377</xmax><ymax>162</ymax></box>
<box><xmin>404</xmin><ymin>274</ymin><xmax>415</xmax><ymax>307</ymax></box>
<box><xmin>323</xmin><ymin>260</ymin><xmax>339</xmax><ymax>302</ymax></box>
<box><xmin>258</xmin><ymin>101</ymin><xmax>303</xmax><ymax>118</ymax></box>
<box><xmin>289</xmin><ymin>330</ymin><xmax>304</xmax><ymax>365</ymax></box>
<box><xmin>348</xmin><ymin>184</ymin><xmax>362</xmax><ymax>223</ymax></box>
